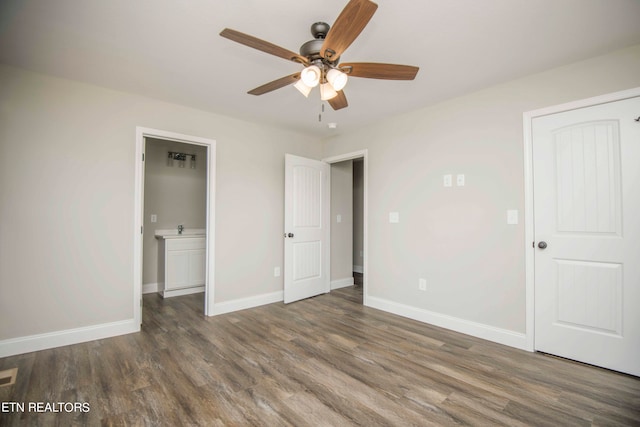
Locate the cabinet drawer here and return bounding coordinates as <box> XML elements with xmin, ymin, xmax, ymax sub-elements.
<box><xmin>166</xmin><ymin>237</ymin><xmax>205</xmax><ymax>251</ymax></box>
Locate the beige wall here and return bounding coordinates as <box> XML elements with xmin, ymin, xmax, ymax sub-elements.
<box><xmin>322</xmin><ymin>44</ymin><xmax>640</xmax><ymax>333</ymax></box>
<box><xmin>2</xmin><ymin>43</ymin><xmax>639</xmax><ymax>347</ymax></box>
<box><xmin>330</xmin><ymin>160</ymin><xmax>353</xmax><ymax>281</ymax></box>
<box><xmin>0</xmin><ymin>64</ymin><xmax>321</xmax><ymax>341</ymax></box>
<box><xmin>142</xmin><ymin>139</ymin><xmax>207</xmax><ymax>287</ymax></box>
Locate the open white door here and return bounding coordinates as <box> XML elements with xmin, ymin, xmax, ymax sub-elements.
<box><xmin>284</xmin><ymin>154</ymin><xmax>330</xmax><ymax>303</ymax></box>
<box><xmin>532</xmin><ymin>96</ymin><xmax>640</xmax><ymax>376</ymax></box>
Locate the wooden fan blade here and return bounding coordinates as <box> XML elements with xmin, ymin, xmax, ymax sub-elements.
<box><xmin>328</xmin><ymin>90</ymin><xmax>348</xmax><ymax>110</ymax></box>
<box><xmin>320</xmin><ymin>0</ymin><xmax>378</xmax><ymax>61</ymax></box>
<box><xmin>339</xmin><ymin>62</ymin><xmax>419</xmax><ymax>80</ymax></box>
<box><xmin>220</xmin><ymin>28</ymin><xmax>308</xmax><ymax>65</ymax></box>
<box><xmin>248</xmin><ymin>73</ymin><xmax>301</xmax><ymax>95</ymax></box>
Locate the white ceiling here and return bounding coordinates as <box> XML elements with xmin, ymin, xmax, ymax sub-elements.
<box><xmin>2</xmin><ymin>0</ymin><xmax>640</xmax><ymax>136</ymax></box>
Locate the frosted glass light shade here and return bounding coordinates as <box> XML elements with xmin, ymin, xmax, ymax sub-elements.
<box><xmin>326</xmin><ymin>68</ymin><xmax>348</xmax><ymax>91</ymax></box>
<box><xmin>320</xmin><ymin>83</ymin><xmax>338</xmax><ymax>100</ymax></box>
<box><xmin>294</xmin><ymin>80</ymin><xmax>312</xmax><ymax>97</ymax></box>
<box><xmin>300</xmin><ymin>65</ymin><xmax>321</xmax><ymax>87</ymax></box>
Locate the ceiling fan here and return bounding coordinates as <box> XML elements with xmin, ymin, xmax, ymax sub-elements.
<box><xmin>220</xmin><ymin>0</ymin><xmax>419</xmax><ymax>111</ymax></box>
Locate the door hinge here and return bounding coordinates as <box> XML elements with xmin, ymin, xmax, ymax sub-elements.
<box><xmin>142</xmin><ymin>153</ymin><xmax>145</xmax><ymax>161</ymax></box>
<box><xmin>141</xmin><ymin>226</ymin><xmax>143</xmax><ymax>234</ymax></box>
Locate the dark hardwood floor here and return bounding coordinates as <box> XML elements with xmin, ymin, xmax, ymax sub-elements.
<box><xmin>1</xmin><ymin>286</ymin><xmax>639</xmax><ymax>426</ymax></box>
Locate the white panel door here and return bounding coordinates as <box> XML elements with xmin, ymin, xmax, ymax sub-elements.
<box><xmin>533</xmin><ymin>96</ymin><xmax>640</xmax><ymax>376</ymax></box>
<box><xmin>284</xmin><ymin>154</ymin><xmax>330</xmax><ymax>303</ymax></box>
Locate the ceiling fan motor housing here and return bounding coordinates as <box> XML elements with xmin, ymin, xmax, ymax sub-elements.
<box><xmin>300</xmin><ymin>22</ymin><xmax>339</xmax><ymax>63</ymax></box>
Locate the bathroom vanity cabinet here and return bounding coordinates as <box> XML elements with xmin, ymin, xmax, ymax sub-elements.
<box><xmin>156</xmin><ymin>232</ymin><xmax>206</xmax><ymax>298</ymax></box>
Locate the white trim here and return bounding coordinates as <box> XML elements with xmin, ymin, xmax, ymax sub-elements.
<box><xmin>0</xmin><ymin>320</ymin><xmax>138</xmax><ymax>358</ymax></box>
<box><xmin>367</xmin><ymin>296</ymin><xmax>527</xmax><ymax>350</ymax></box>
<box><xmin>323</xmin><ymin>150</ymin><xmax>368</xmax><ymax>305</ymax></box>
<box><xmin>135</xmin><ymin>127</ymin><xmax>216</xmax><ymax>322</ymax></box>
<box><xmin>143</xmin><ymin>282</ymin><xmax>159</xmax><ymax>294</ymax></box>
<box><xmin>522</xmin><ymin>86</ymin><xmax>640</xmax><ymax>353</ymax></box>
<box><xmin>331</xmin><ymin>277</ymin><xmax>354</xmax><ymax>290</ymax></box>
<box><xmin>210</xmin><ymin>291</ymin><xmax>283</xmax><ymax>316</ymax></box>
<box><xmin>161</xmin><ymin>286</ymin><xmax>205</xmax><ymax>298</ymax></box>
<box><xmin>353</xmin><ymin>265</ymin><xmax>363</xmax><ymax>274</ymax></box>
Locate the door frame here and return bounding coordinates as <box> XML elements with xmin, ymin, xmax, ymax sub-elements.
<box><xmin>323</xmin><ymin>149</ymin><xmax>369</xmax><ymax>305</ymax></box>
<box><xmin>134</xmin><ymin>127</ymin><xmax>216</xmax><ymax>324</ymax></box>
<box><xmin>522</xmin><ymin>87</ymin><xmax>640</xmax><ymax>352</ymax></box>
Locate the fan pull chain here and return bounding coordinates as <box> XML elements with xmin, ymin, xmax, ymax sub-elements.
<box><xmin>318</xmin><ymin>103</ymin><xmax>325</xmax><ymax>122</ymax></box>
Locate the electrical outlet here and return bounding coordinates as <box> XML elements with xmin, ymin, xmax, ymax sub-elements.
<box><xmin>274</xmin><ymin>267</ymin><xmax>281</xmax><ymax>277</ymax></box>
<box><xmin>337</xmin><ymin>214</ymin><xmax>342</xmax><ymax>223</ymax></box>
<box><xmin>150</xmin><ymin>214</ymin><xmax>157</xmax><ymax>223</ymax></box>
<box><xmin>419</xmin><ymin>278</ymin><xmax>427</xmax><ymax>291</ymax></box>
<box><xmin>456</xmin><ymin>174</ymin><xmax>465</xmax><ymax>186</ymax></box>
<box><xmin>443</xmin><ymin>174</ymin><xmax>452</xmax><ymax>187</ymax></box>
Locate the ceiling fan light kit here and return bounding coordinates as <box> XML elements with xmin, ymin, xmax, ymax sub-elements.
<box><xmin>220</xmin><ymin>0</ymin><xmax>419</xmax><ymax>111</ymax></box>
<box><xmin>300</xmin><ymin>65</ymin><xmax>321</xmax><ymax>87</ymax></box>
<box><xmin>326</xmin><ymin>68</ymin><xmax>348</xmax><ymax>91</ymax></box>
<box><xmin>293</xmin><ymin>79</ymin><xmax>312</xmax><ymax>97</ymax></box>
<box><xmin>320</xmin><ymin>82</ymin><xmax>338</xmax><ymax>101</ymax></box>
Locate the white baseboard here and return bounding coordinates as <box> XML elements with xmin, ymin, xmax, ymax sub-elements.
<box><xmin>161</xmin><ymin>286</ymin><xmax>204</xmax><ymax>298</ymax></box>
<box><xmin>143</xmin><ymin>282</ymin><xmax>159</xmax><ymax>294</ymax></box>
<box><xmin>353</xmin><ymin>265</ymin><xmax>363</xmax><ymax>274</ymax></box>
<box><xmin>0</xmin><ymin>319</ymin><xmax>139</xmax><ymax>358</ymax></box>
<box><xmin>331</xmin><ymin>277</ymin><xmax>354</xmax><ymax>290</ymax></box>
<box><xmin>366</xmin><ymin>296</ymin><xmax>527</xmax><ymax>350</ymax></box>
<box><xmin>209</xmin><ymin>291</ymin><xmax>283</xmax><ymax>316</ymax></box>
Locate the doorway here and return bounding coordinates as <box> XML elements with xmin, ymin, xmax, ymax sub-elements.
<box><xmin>142</xmin><ymin>138</ymin><xmax>207</xmax><ymax>297</ymax></box>
<box><xmin>328</xmin><ymin>158</ymin><xmax>364</xmax><ymax>303</ymax></box>
<box><xmin>134</xmin><ymin>127</ymin><xmax>216</xmax><ymax>324</ymax></box>
<box><xmin>325</xmin><ymin>150</ymin><xmax>368</xmax><ymax>305</ymax></box>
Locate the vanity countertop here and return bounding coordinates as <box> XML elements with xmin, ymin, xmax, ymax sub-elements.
<box><xmin>155</xmin><ymin>228</ymin><xmax>206</xmax><ymax>239</ymax></box>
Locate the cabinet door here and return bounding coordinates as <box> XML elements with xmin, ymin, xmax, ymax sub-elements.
<box><xmin>189</xmin><ymin>249</ymin><xmax>206</xmax><ymax>286</ymax></box>
<box><xmin>166</xmin><ymin>251</ymin><xmax>189</xmax><ymax>290</ymax></box>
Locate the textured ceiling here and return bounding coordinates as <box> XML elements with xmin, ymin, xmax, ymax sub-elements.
<box><xmin>2</xmin><ymin>0</ymin><xmax>640</xmax><ymax>136</ymax></box>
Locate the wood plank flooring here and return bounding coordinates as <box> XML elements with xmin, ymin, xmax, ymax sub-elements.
<box><xmin>1</xmin><ymin>286</ymin><xmax>639</xmax><ymax>426</ymax></box>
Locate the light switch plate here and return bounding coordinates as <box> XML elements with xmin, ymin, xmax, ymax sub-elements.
<box><xmin>507</xmin><ymin>209</ymin><xmax>519</xmax><ymax>225</ymax></box>
<box><xmin>443</xmin><ymin>174</ymin><xmax>452</xmax><ymax>187</ymax></box>
<box><xmin>337</xmin><ymin>214</ymin><xmax>342</xmax><ymax>223</ymax></box>
<box><xmin>274</xmin><ymin>267</ymin><xmax>281</xmax><ymax>277</ymax></box>
<box><xmin>389</xmin><ymin>212</ymin><xmax>400</xmax><ymax>223</ymax></box>
<box><xmin>456</xmin><ymin>174</ymin><xmax>465</xmax><ymax>186</ymax></box>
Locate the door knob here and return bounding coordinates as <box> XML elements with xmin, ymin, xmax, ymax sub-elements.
<box><xmin>538</xmin><ymin>241</ymin><xmax>547</xmax><ymax>249</ymax></box>
<box><xmin>288</xmin><ymin>233</ymin><xmax>294</xmax><ymax>238</ymax></box>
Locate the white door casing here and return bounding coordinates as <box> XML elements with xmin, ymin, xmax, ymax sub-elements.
<box><xmin>284</xmin><ymin>154</ymin><xmax>330</xmax><ymax>304</ymax></box>
<box><xmin>532</xmin><ymin>96</ymin><xmax>640</xmax><ymax>376</ymax></box>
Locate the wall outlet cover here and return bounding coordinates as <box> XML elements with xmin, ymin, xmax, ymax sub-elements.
<box><xmin>389</xmin><ymin>212</ymin><xmax>400</xmax><ymax>223</ymax></box>
<box><xmin>443</xmin><ymin>174</ymin><xmax>453</xmax><ymax>187</ymax></box>
<box><xmin>456</xmin><ymin>174</ymin><xmax>465</xmax><ymax>186</ymax></box>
